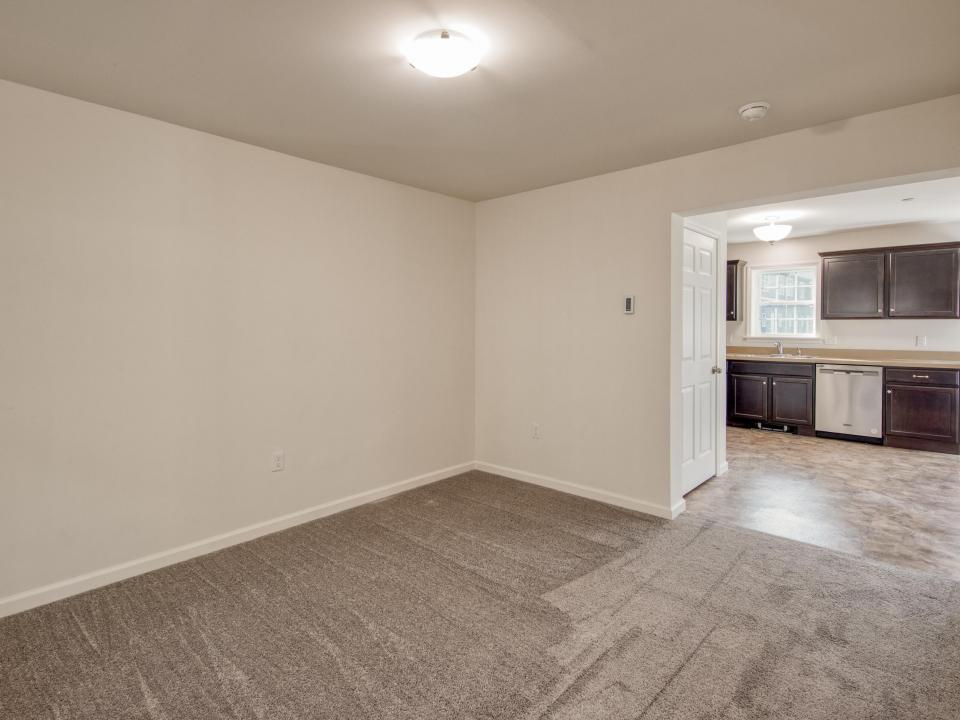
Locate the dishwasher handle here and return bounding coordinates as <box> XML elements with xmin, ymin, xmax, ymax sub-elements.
<box><xmin>817</xmin><ymin>364</ymin><xmax>882</xmax><ymax>376</ymax></box>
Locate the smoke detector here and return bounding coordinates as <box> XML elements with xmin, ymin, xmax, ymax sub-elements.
<box><xmin>738</xmin><ymin>101</ymin><xmax>770</xmax><ymax>122</ymax></box>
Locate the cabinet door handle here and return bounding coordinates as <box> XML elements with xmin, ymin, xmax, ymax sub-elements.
<box><xmin>772</xmin><ymin>382</ymin><xmax>777</xmax><ymax>386</ymax></box>
<box><xmin>887</xmin><ymin>390</ymin><xmax>892</xmax><ymax>394</ymax></box>
<box><xmin>912</xmin><ymin>374</ymin><xmax>929</xmax><ymax>379</ymax></box>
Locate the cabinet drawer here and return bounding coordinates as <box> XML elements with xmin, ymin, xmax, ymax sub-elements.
<box><xmin>728</xmin><ymin>361</ymin><xmax>814</xmax><ymax>378</ymax></box>
<box><xmin>884</xmin><ymin>368</ymin><xmax>959</xmax><ymax>386</ymax></box>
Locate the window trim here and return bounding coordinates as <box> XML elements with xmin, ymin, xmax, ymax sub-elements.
<box><xmin>746</xmin><ymin>262</ymin><xmax>821</xmax><ymax>340</ymax></box>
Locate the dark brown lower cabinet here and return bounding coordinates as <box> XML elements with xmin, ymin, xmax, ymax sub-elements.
<box><xmin>770</xmin><ymin>377</ymin><xmax>814</xmax><ymax>425</ymax></box>
<box><xmin>885</xmin><ymin>376</ymin><xmax>960</xmax><ymax>454</ymax></box>
<box><xmin>728</xmin><ymin>362</ymin><xmax>814</xmax><ymax>429</ymax></box>
<box><xmin>730</xmin><ymin>374</ymin><xmax>767</xmax><ymax>420</ymax></box>
<box><xmin>727</xmin><ymin>360</ymin><xmax>960</xmax><ymax>454</ymax></box>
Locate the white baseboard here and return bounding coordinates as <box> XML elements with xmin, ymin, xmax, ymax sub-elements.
<box><xmin>0</xmin><ymin>461</ymin><xmax>474</xmax><ymax>619</ymax></box>
<box><xmin>717</xmin><ymin>461</ymin><xmax>730</xmax><ymax>476</ymax></box>
<box><xmin>1</xmin><ymin>459</ymin><xmax>686</xmax><ymax>618</ymax></box>
<box><xmin>474</xmin><ymin>461</ymin><xmax>684</xmax><ymax>520</ymax></box>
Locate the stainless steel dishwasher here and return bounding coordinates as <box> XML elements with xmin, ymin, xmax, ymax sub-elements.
<box><xmin>815</xmin><ymin>364</ymin><xmax>883</xmax><ymax>441</ymax></box>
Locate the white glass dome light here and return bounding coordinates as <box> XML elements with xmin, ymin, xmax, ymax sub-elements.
<box><xmin>406</xmin><ymin>28</ymin><xmax>483</xmax><ymax>78</ymax></box>
<box><xmin>753</xmin><ymin>217</ymin><xmax>793</xmax><ymax>244</ymax></box>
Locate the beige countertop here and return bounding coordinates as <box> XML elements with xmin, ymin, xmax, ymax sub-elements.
<box><xmin>726</xmin><ymin>351</ymin><xmax>960</xmax><ymax>369</ymax></box>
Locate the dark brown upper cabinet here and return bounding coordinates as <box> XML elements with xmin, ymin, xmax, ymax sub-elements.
<box><xmin>888</xmin><ymin>246</ymin><xmax>960</xmax><ymax>318</ymax></box>
<box><xmin>820</xmin><ymin>242</ymin><xmax>960</xmax><ymax>320</ymax></box>
<box><xmin>726</xmin><ymin>259</ymin><xmax>744</xmax><ymax>321</ymax></box>
<box><xmin>821</xmin><ymin>253</ymin><xmax>885</xmax><ymax>319</ymax></box>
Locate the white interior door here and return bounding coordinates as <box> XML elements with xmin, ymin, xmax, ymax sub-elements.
<box><xmin>680</xmin><ymin>227</ymin><xmax>718</xmax><ymax>494</ymax></box>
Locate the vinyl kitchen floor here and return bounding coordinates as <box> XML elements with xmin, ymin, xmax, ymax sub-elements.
<box><xmin>685</xmin><ymin>426</ymin><xmax>960</xmax><ymax>580</ymax></box>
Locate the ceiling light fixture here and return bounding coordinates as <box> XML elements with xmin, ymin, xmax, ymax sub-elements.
<box><xmin>738</xmin><ymin>101</ymin><xmax>770</xmax><ymax>122</ymax></box>
<box><xmin>406</xmin><ymin>28</ymin><xmax>482</xmax><ymax>78</ymax></box>
<box><xmin>753</xmin><ymin>217</ymin><xmax>792</xmax><ymax>243</ymax></box>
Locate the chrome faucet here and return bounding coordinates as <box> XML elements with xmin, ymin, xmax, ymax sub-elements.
<box><xmin>773</xmin><ymin>340</ymin><xmax>784</xmax><ymax>355</ymax></box>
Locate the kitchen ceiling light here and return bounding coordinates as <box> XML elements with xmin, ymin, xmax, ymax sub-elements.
<box><xmin>406</xmin><ymin>29</ymin><xmax>482</xmax><ymax>78</ymax></box>
<box><xmin>753</xmin><ymin>217</ymin><xmax>792</xmax><ymax>243</ymax></box>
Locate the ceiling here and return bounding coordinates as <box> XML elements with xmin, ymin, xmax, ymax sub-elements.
<box><xmin>703</xmin><ymin>175</ymin><xmax>960</xmax><ymax>244</ymax></box>
<box><xmin>0</xmin><ymin>1</ymin><xmax>958</xmax><ymax>201</ymax></box>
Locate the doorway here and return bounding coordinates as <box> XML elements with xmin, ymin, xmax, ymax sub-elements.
<box><xmin>672</xmin><ymin>172</ymin><xmax>960</xmax><ymax>580</ymax></box>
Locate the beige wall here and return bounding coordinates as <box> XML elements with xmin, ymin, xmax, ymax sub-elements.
<box><xmin>0</xmin><ymin>80</ymin><xmax>476</xmax><ymax>602</ymax></box>
<box><xmin>4</xmin><ymin>77</ymin><xmax>960</xmax><ymax>610</ymax></box>
<box><xmin>727</xmin><ymin>222</ymin><xmax>960</xmax><ymax>351</ymax></box>
<box><xmin>476</xmin><ymin>94</ymin><xmax>960</xmax><ymax>516</ymax></box>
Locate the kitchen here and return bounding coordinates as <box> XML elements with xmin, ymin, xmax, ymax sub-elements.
<box><xmin>727</xmin><ymin>235</ymin><xmax>960</xmax><ymax>454</ymax></box>
<box><xmin>682</xmin><ymin>175</ymin><xmax>960</xmax><ymax>579</ymax></box>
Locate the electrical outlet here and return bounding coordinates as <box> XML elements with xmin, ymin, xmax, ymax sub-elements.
<box><xmin>271</xmin><ymin>450</ymin><xmax>285</xmax><ymax>472</ymax></box>
<box><xmin>532</xmin><ymin>423</ymin><xmax>541</xmax><ymax>440</ymax></box>
<box><xmin>916</xmin><ymin>335</ymin><xmax>928</xmax><ymax>347</ymax></box>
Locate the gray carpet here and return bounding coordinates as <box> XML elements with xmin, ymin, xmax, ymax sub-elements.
<box><xmin>1</xmin><ymin>471</ymin><xmax>958</xmax><ymax>719</ymax></box>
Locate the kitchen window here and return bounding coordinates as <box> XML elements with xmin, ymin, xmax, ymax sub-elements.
<box><xmin>748</xmin><ymin>265</ymin><xmax>818</xmax><ymax>338</ymax></box>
